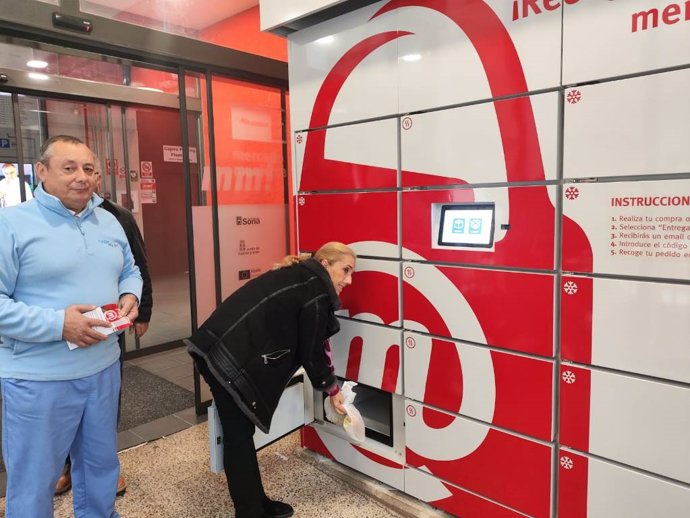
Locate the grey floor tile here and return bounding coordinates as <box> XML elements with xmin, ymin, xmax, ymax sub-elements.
<box><xmin>129</xmin><ymin>414</ymin><xmax>191</xmax><ymax>442</ymax></box>
<box><xmin>174</xmin><ymin>406</ymin><xmax>207</xmax><ymax>426</ymax></box>
<box><xmin>118</xmin><ymin>430</ymin><xmax>147</xmax><ymax>452</ymax></box>
<box><xmin>154</xmin><ymin>363</ymin><xmax>194</xmax><ymax>382</ymax></box>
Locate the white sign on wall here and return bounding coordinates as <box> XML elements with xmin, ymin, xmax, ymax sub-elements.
<box><xmin>163</xmin><ymin>145</ymin><xmax>198</xmax><ymax>163</ymax></box>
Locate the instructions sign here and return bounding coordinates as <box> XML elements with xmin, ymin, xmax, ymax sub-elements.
<box><xmin>563</xmin><ymin>180</ymin><xmax>690</xmax><ymax>280</ymax></box>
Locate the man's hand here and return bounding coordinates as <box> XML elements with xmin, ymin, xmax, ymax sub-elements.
<box><xmin>62</xmin><ymin>304</ymin><xmax>110</xmax><ymax>348</ymax></box>
<box><xmin>118</xmin><ymin>294</ymin><xmax>139</xmax><ymax>323</ymax></box>
<box><xmin>133</xmin><ymin>322</ymin><xmax>149</xmax><ymax>338</ymax></box>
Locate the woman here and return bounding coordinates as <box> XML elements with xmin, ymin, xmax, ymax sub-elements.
<box><xmin>186</xmin><ymin>242</ymin><xmax>356</xmax><ymax>518</ymax></box>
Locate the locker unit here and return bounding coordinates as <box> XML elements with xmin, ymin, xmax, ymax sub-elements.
<box><xmin>403</xmin><ymin>332</ymin><xmax>554</xmax><ymax>441</ymax></box>
<box><xmin>400</xmin><ymin>91</ymin><xmax>559</xmax><ymax>187</ymax></box>
<box><xmin>561</xmin><ymin>275</ymin><xmax>690</xmax><ymax>382</ymax></box>
<box><xmin>405</xmin><ymin>400</ymin><xmax>553</xmax><ymax>518</ymax></box>
<box><xmin>338</xmin><ymin>257</ymin><xmax>401</xmax><ymax>326</ymax></box>
<box><xmin>563</xmin><ymin>69</ymin><xmax>690</xmax><ymax>179</ymax></box>
<box><xmin>295</xmin><ymin>118</ymin><xmax>398</xmax><ymax>191</ymax></box>
<box><xmin>296</xmin><ymin>191</ymin><xmax>398</xmax><ymax>258</ymax></box>
<box><xmin>559</xmin><ymin>365</ymin><xmax>690</xmax><ymax>484</ymax></box>
<box><xmin>402</xmin><ymin>263</ymin><xmax>555</xmax><ymax>356</ymax></box>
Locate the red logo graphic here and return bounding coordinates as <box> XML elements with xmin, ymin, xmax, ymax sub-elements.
<box><xmin>559</xmin><ymin>456</ymin><xmax>574</xmax><ymax>470</ymax></box>
<box><xmin>563</xmin><ymin>281</ymin><xmax>578</xmax><ymax>295</ymax></box>
<box><xmin>296</xmin><ymin>133</ymin><xmax>304</xmax><ymax>144</ymax></box>
<box><xmin>562</xmin><ymin>371</ymin><xmax>577</xmax><ymax>384</ymax></box>
<box><xmin>564</xmin><ymin>186</ymin><xmax>580</xmax><ymax>200</ymax></box>
<box><xmin>401</xmin><ymin>116</ymin><xmax>413</xmax><ymax>130</ymax></box>
<box><xmin>406</xmin><ymin>405</ymin><xmax>417</xmax><ymax>417</ymax></box>
<box><xmin>566</xmin><ymin>90</ymin><xmax>582</xmax><ymax>104</ymax></box>
<box><xmin>405</xmin><ymin>336</ymin><xmax>416</xmax><ymax>349</ymax></box>
<box><xmin>103</xmin><ymin>309</ymin><xmax>120</xmax><ymax>323</ymax></box>
<box><xmin>404</xmin><ymin>266</ymin><xmax>415</xmax><ymax>278</ymax></box>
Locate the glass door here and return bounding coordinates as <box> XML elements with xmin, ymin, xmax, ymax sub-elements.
<box><xmin>2</xmin><ymin>90</ymin><xmax>196</xmax><ymax>356</ymax></box>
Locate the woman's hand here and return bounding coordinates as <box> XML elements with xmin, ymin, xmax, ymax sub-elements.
<box><xmin>329</xmin><ymin>391</ymin><xmax>347</xmax><ymax>415</ymax></box>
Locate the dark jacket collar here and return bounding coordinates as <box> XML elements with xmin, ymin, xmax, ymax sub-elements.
<box><xmin>300</xmin><ymin>258</ymin><xmax>341</xmax><ymax>310</ymax></box>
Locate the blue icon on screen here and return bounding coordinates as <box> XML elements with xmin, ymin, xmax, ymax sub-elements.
<box><xmin>468</xmin><ymin>218</ymin><xmax>482</xmax><ymax>234</ymax></box>
<box><xmin>452</xmin><ymin>218</ymin><xmax>465</xmax><ymax>233</ymax></box>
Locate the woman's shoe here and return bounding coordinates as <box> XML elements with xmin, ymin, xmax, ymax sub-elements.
<box><xmin>262</xmin><ymin>497</ymin><xmax>294</xmax><ymax>518</ymax></box>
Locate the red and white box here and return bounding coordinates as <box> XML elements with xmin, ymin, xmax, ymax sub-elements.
<box><xmin>405</xmin><ymin>400</ymin><xmax>552</xmax><ymax>518</ymax></box>
<box><xmin>401</xmin><ymin>92</ymin><xmax>559</xmax><ymax>188</ymax></box>
<box><xmin>563</xmin><ymin>69</ymin><xmax>690</xmax><ymax>179</ymax></box>
<box><xmin>558</xmin><ymin>448</ymin><xmax>690</xmax><ymax>518</ymax></box>
<box><xmin>559</xmin><ymin>365</ymin><xmax>690</xmax><ymax>484</ymax></box>
<box><xmin>404</xmin><ymin>332</ymin><xmax>554</xmax><ymax>441</ymax></box>
<box><xmin>402</xmin><ymin>263</ymin><xmax>555</xmax><ymax>356</ymax></box>
<box><xmin>405</xmin><ymin>467</ymin><xmax>530</xmax><ymax>518</ymax></box>
<box><xmin>338</xmin><ymin>257</ymin><xmax>401</xmax><ymax>326</ymax></box>
<box><xmin>561</xmin><ymin>275</ymin><xmax>690</xmax><ymax>383</ymax></box>
<box><xmin>295</xmin><ymin>118</ymin><xmax>397</xmax><ymax>191</ymax></box>
<box><xmin>330</xmin><ymin>319</ymin><xmax>402</xmax><ymax>395</ymax></box>
<box><xmin>297</xmin><ymin>192</ymin><xmax>398</xmax><ymax>259</ymax></box>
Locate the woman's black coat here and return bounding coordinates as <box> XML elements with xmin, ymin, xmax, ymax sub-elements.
<box><xmin>185</xmin><ymin>258</ymin><xmax>341</xmax><ymax>433</ymax></box>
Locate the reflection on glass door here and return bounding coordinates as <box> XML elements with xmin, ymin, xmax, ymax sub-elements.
<box><xmin>112</xmin><ymin>104</ymin><xmax>196</xmax><ymax>354</ymax></box>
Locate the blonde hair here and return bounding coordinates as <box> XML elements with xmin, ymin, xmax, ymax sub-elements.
<box><xmin>272</xmin><ymin>242</ymin><xmax>356</xmax><ymax>270</ymax></box>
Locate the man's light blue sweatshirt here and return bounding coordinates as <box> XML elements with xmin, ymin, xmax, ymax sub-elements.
<box><xmin>0</xmin><ymin>184</ymin><xmax>143</xmax><ymax>380</ymax></box>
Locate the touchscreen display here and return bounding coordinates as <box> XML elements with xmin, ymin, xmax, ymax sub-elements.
<box><xmin>438</xmin><ymin>203</ymin><xmax>495</xmax><ymax>248</ymax></box>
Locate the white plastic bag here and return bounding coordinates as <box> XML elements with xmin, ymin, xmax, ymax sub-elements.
<box><xmin>324</xmin><ymin>381</ymin><xmax>366</xmax><ymax>443</ymax></box>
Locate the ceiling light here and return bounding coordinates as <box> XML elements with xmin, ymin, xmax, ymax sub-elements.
<box><xmin>26</xmin><ymin>60</ymin><xmax>49</xmax><ymax>69</ymax></box>
<box><xmin>401</xmin><ymin>53</ymin><xmax>422</xmax><ymax>62</ymax></box>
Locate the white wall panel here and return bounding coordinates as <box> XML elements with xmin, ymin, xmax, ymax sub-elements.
<box><xmin>294</xmin><ymin>118</ymin><xmax>398</xmax><ymax>191</ymax></box>
<box><xmin>401</xmin><ymin>92</ymin><xmax>558</xmax><ymax>187</ymax></box>
<box><xmin>563</xmin><ymin>0</ymin><xmax>690</xmax><ymax>83</ymax></box>
<box><xmin>288</xmin><ymin>1</ymin><xmax>398</xmax><ymax>130</ymax></box>
<box><xmin>395</xmin><ymin>0</ymin><xmax>562</xmax><ymax>112</ymax></box>
<box><xmin>564</xmin><ymin>70</ymin><xmax>690</xmax><ymax>179</ymax></box>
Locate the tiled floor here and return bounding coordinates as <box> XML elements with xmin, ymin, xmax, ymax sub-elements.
<box><xmin>117</xmin><ymin>346</ymin><xmax>212</xmax><ymax>452</ymax></box>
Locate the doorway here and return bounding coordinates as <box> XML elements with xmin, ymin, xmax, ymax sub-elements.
<box><xmin>0</xmin><ymin>90</ymin><xmax>197</xmax><ymax>357</ymax></box>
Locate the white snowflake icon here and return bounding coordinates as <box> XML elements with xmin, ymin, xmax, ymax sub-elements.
<box><xmin>298</xmin><ymin>196</ymin><xmax>305</xmax><ymax>206</ymax></box>
<box><xmin>562</xmin><ymin>371</ymin><xmax>577</xmax><ymax>384</ymax></box>
<box><xmin>563</xmin><ymin>281</ymin><xmax>578</xmax><ymax>295</ymax></box>
<box><xmin>560</xmin><ymin>456</ymin><xmax>574</xmax><ymax>470</ymax></box>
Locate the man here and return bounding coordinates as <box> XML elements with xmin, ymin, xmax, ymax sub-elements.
<box><xmin>0</xmin><ymin>135</ymin><xmax>142</xmax><ymax>518</ymax></box>
<box><xmin>0</xmin><ymin>162</ymin><xmax>34</xmax><ymax>207</ymax></box>
<box><xmin>55</xmin><ymin>164</ymin><xmax>154</xmax><ymax>497</ymax></box>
